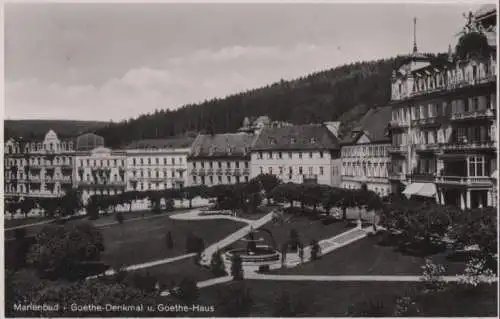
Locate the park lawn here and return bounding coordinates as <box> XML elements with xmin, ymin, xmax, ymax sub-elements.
<box><xmin>134</xmin><ymin>257</ymin><xmax>217</xmax><ymax>287</ymax></box>
<box><xmin>198</xmin><ymin>280</ymin><xmax>497</xmax><ymax>317</ymax></box>
<box><xmin>4</xmin><ymin>216</ymin><xmax>54</xmax><ymax>229</ymax></box>
<box><xmin>254</xmin><ymin>217</ymin><xmax>355</xmax><ymax>249</ymax></box>
<box><xmin>100</xmin><ymin>216</ymin><xmax>245</xmax><ymax>267</ymax></box>
<box><xmin>273</xmin><ymin>234</ymin><xmax>467</xmax><ymax>276</ymax></box>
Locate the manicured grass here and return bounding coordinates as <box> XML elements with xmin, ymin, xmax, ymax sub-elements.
<box><xmin>135</xmin><ymin>257</ymin><xmax>217</xmax><ymax>286</ymax></box>
<box><xmin>273</xmin><ymin>234</ymin><xmax>466</xmax><ymax>276</ymax></box>
<box><xmin>198</xmin><ymin>280</ymin><xmax>497</xmax><ymax>317</ymax></box>
<box><xmin>100</xmin><ymin>216</ymin><xmax>245</xmax><ymax>267</ymax></box>
<box><xmin>252</xmin><ymin>217</ymin><xmax>355</xmax><ymax>249</ymax></box>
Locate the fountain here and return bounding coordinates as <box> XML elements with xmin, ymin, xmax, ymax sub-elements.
<box><xmin>223</xmin><ymin>226</ymin><xmax>281</xmax><ymax>273</ymax></box>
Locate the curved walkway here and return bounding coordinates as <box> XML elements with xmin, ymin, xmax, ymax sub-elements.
<box><xmin>169</xmin><ymin>210</ymin><xmax>252</xmax><ymax>224</ymax></box>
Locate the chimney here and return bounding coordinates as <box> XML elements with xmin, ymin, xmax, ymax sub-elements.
<box><xmin>324</xmin><ymin>121</ymin><xmax>341</xmax><ymax>138</ymax></box>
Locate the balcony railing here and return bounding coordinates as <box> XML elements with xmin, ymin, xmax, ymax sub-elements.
<box><xmin>233</xmin><ymin>169</ymin><xmax>241</xmax><ymax>176</ymax></box>
<box><xmin>450</xmin><ymin>109</ymin><xmax>495</xmax><ymax>121</ymax></box>
<box><xmin>435</xmin><ymin>175</ymin><xmax>493</xmax><ymax>186</ymax></box>
<box><xmin>388</xmin><ymin>173</ymin><xmax>406</xmax><ymax>181</ymax></box>
<box><xmin>407</xmin><ymin>173</ymin><xmax>436</xmax><ymax>182</ymax></box>
<box><xmin>388</xmin><ymin>145</ymin><xmax>407</xmax><ymax>153</ymax></box>
<box><xmin>415</xmin><ymin>144</ymin><xmax>440</xmax><ymax>152</ymax></box>
<box><xmin>207</xmin><ymin>168</ymin><xmax>214</xmax><ymax>175</ymax></box>
<box><xmin>389</xmin><ymin>120</ymin><xmax>408</xmax><ymax>128</ymax></box>
<box><xmin>190</xmin><ymin>169</ymin><xmax>197</xmax><ymax>176</ymax></box>
<box><xmin>242</xmin><ymin>168</ymin><xmax>250</xmax><ymax>175</ymax></box>
<box><xmin>216</xmin><ymin>168</ymin><xmax>223</xmax><ymax>175</ymax></box>
<box><xmin>198</xmin><ymin>168</ymin><xmax>206</xmax><ymax>176</ymax></box>
<box><xmin>411</xmin><ymin>116</ymin><xmax>445</xmax><ymax>127</ymax></box>
<box><xmin>440</xmin><ymin>141</ymin><xmax>495</xmax><ymax>151</ymax></box>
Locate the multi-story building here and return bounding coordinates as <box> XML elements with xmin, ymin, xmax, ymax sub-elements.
<box><xmin>388</xmin><ymin>6</ymin><xmax>497</xmax><ymax>209</ymax></box>
<box><xmin>125</xmin><ymin>137</ymin><xmax>194</xmax><ymax>191</ymax></box>
<box><xmin>341</xmin><ymin>106</ymin><xmax>392</xmax><ymax>197</ymax></box>
<box><xmin>188</xmin><ymin>133</ymin><xmax>255</xmax><ymax>186</ymax></box>
<box><xmin>4</xmin><ymin>130</ymin><xmax>75</xmax><ymax>199</ymax></box>
<box><xmin>250</xmin><ymin>124</ymin><xmax>341</xmax><ymax>186</ymax></box>
<box><xmin>74</xmin><ymin>133</ymin><xmax>127</xmax><ymax>203</ymax></box>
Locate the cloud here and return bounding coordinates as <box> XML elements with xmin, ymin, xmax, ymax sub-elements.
<box><xmin>5</xmin><ymin>43</ymin><xmax>382</xmax><ymax>121</ymax></box>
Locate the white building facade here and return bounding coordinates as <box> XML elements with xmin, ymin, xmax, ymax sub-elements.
<box><xmin>125</xmin><ymin>138</ymin><xmax>193</xmax><ymax>191</ymax></box>
<box><xmin>250</xmin><ymin>124</ymin><xmax>341</xmax><ymax>186</ymax></box>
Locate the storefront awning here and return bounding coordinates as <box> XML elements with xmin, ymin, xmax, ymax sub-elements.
<box><xmin>403</xmin><ymin>183</ymin><xmax>437</xmax><ymax>198</ymax></box>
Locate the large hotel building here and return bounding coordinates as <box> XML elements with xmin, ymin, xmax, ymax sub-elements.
<box><xmin>388</xmin><ymin>5</ymin><xmax>497</xmax><ymax>209</ymax></box>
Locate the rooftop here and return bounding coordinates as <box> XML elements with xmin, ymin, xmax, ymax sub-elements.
<box><xmin>252</xmin><ymin>124</ymin><xmax>340</xmax><ymax>151</ymax></box>
<box><xmin>341</xmin><ymin>106</ymin><xmax>392</xmax><ymax>145</ymax></box>
<box><xmin>189</xmin><ymin>133</ymin><xmax>255</xmax><ymax>158</ymax></box>
<box><xmin>126</xmin><ymin>137</ymin><xmax>195</xmax><ymax>150</ymax></box>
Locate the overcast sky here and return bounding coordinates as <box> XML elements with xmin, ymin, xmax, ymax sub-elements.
<box><xmin>4</xmin><ymin>2</ymin><xmax>489</xmax><ymax>121</ymax></box>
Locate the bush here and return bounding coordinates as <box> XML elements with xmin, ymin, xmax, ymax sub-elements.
<box><xmin>420</xmin><ymin>259</ymin><xmax>445</xmax><ymax>292</ymax></box>
<box><xmin>458</xmin><ymin>257</ymin><xmax>496</xmax><ymax>289</ymax></box>
<box><xmin>231</xmin><ymin>254</ymin><xmax>244</xmax><ymax>280</ymax></box>
<box><xmin>210</xmin><ymin>250</ymin><xmax>227</xmax><ymax>277</ymax></box>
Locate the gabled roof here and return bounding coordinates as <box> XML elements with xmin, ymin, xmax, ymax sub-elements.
<box><xmin>251</xmin><ymin>124</ymin><xmax>340</xmax><ymax>151</ymax></box>
<box><xmin>189</xmin><ymin>133</ymin><xmax>255</xmax><ymax>158</ymax></box>
<box><xmin>126</xmin><ymin>137</ymin><xmax>195</xmax><ymax>150</ymax></box>
<box><xmin>341</xmin><ymin>106</ymin><xmax>392</xmax><ymax>145</ymax></box>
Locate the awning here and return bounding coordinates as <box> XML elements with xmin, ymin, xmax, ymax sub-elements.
<box><xmin>403</xmin><ymin>183</ymin><xmax>437</xmax><ymax>198</ymax></box>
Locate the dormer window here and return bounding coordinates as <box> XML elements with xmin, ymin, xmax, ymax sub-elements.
<box><xmin>310</xmin><ymin>137</ymin><xmax>316</xmax><ymax>144</ymax></box>
<box><xmin>269</xmin><ymin>138</ymin><xmax>276</xmax><ymax>145</ymax></box>
<box><xmin>290</xmin><ymin>137</ymin><xmax>296</xmax><ymax>144</ymax></box>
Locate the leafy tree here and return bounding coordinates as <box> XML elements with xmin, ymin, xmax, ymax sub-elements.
<box><xmin>251</xmin><ymin>174</ymin><xmax>281</xmax><ymax>204</ymax></box>
<box><xmin>288</xmin><ymin>229</ymin><xmax>301</xmax><ymax>251</ymax></box>
<box><xmin>115</xmin><ymin>211</ymin><xmax>124</xmax><ymax>224</ymax></box>
<box><xmin>310</xmin><ymin>239</ymin><xmax>321</xmax><ymax>261</ymax></box>
<box><xmin>165</xmin><ymin>231</ymin><xmax>174</xmax><ymax>249</ymax></box>
<box><xmin>19</xmin><ymin>198</ymin><xmax>36</xmax><ymax>218</ymax></box>
<box><xmin>183</xmin><ymin>186</ymin><xmax>205</xmax><ymax>209</ymax></box>
<box><xmin>210</xmin><ymin>249</ymin><xmax>227</xmax><ymax>277</ymax></box>
<box><xmin>59</xmin><ymin>189</ymin><xmax>82</xmax><ymax>217</ymax></box>
<box><xmin>231</xmin><ymin>254</ymin><xmax>244</xmax><ymax>280</ymax></box>
<box><xmin>27</xmin><ymin>221</ymin><xmax>105</xmax><ymax>280</ymax></box>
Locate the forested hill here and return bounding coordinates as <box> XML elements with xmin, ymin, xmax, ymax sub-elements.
<box><xmin>94</xmin><ymin>53</ymin><xmax>444</xmax><ymax>148</ymax></box>
<box><xmin>4</xmin><ymin>120</ymin><xmax>108</xmax><ymax>140</ymax></box>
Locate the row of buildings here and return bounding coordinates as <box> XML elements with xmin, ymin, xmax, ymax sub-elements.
<box><xmin>4</xmin><ymin>5</ymin><xmax>497</xmax><ymax>210</ymax></box>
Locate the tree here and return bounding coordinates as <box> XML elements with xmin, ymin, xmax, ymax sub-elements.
<box><xmin>37</xmin><ymin>198</ymin><xmax>60</xmax><ymax>218</ymax></box>
<box><xmin>19</xmin><ymin>198</ymin><xmax>36</xmax><ymax>218</ymax></box>
<box><xmin>231</xmin><ymin>254</ymin><xmax>244</xmax><ymax>280</ymax></box>
<box><xmin>27</xmin><ymin>221</ymin><xmax>105</xmax><ymax>280</ymax></box>
<box><xmin>115</xmin><ymin>211</ymin><xmax>124</xmax><ymax>224</ymax></box>
<box><xmin>59</xmin><ymin>189</ymin><xmax>82</xmax><ymax>217</ymax></box>
<box><xmin>251</xmin><ymin>174</ymin><xmax>281</xmax><ymax>204</ymax></box>
<box><xmin>288</xmin><ymin>229</ymin><xmax>301</xmax><ymax>252</ymax></box>
<box><xmin>165</xmin><ymin>231</ymin><xmax>174</xmax><ymax>249</ymax></box>
<box><xmin>310</xmin><ymin>239</ymin><xmax>321</xmax><ymax>261</ymax></box>
<box><xmin>210</xmin><ymin>249</ymin><xmax>227</xmax><ymax>277</ymax></box>
<box><xmin>183</xmin><ymin>186</ymin><xmax>205</xmax><ymax>209</ymax></box>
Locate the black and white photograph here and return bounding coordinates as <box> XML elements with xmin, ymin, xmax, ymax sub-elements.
<box><xmin>2</xmin><ymin>1</ymin><xmax>498</xmax><ymax>317</ymax></box>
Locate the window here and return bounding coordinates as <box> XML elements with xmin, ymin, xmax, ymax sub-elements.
<box><xmin>210</xmin><ymin>162</ymin><xmax>213</xmax><ymax>168</ymax></box>
<box><xmin>193</xmin><ymin>162</ymin><xmax>197</xmax><ymax>168</ymax></box>
<box><xmin>289</xmin><ymin>167</ymin><xmax>293</xmax><ymax>175</ymax></box>
<box><xmin>245</xmin><ymin>176</ymin><xmax>249</xmax><ymax>183</ymax></box>
<box><xmin>319</xmin><ymin>151</ymin><xmax>324</xmax><ymax>158</ymax></box>
<box><xmin>268</xmin><ymin>167</ymin><xmax>273</xmax><ymax>174</ymax></box>
<box><xmin>201</xmin><ymin>162</ymin><xmax>205</xmax><ymax>168</ymax></box>
<box><xmin>260</xmin><ymin>167</ymin><xmax>263</xmax><ymax>174</ymax></box>
<box><xmin>298</xmin><ymin>153</ymin><xmax>302</xmax><ymax>159</ymax></box>
<box><xmin>148</xmin><ymin>158</ymin><xmax>151</xmax><ymax>165</ymax></box>
<box><xmin>236</xmin><ymin>162</ymin><xmax>240</xmax><ymax>168</ymax></box>
<box><xmin>279</xmin><ymin>167</ymin><xmax>283</xmax><ymax>174</ymax></box>
<box><xmin>140</xmin><ymin>158</ymin><xmax>144</xmax><ymax>165</ymax></box>
<box><xmin>244</xmin><ymin>162</ymin><xmax>249</xmax><ymax>169</ymax></box>
<box><xmin>268</xmin><ymin>152</ymin><xmax>272</xmax><ymax>159</ymax></box>
<box><xmin>218</xmin><ymin>176</ymin><xmax>222</xmax><ymax>183</ymax></box>
<box><xmin>299</xmin><ymin>167</ymin><xmax>303</xmax><ymax>174</ymax></box>
<box><xmin>320</xmin><ymin>166</ymin><xmax>324</xmax><ymax>175</ymax></box>
<box><xmin>227</xmin><ymin>176</ymin><xmax>231</xmax><ymax>183</ymax></box>
<box><xmin>218</xmin><ymin>162</ymin><xmax>222</xmax><ymax>168</ymax></box>
<box><xmin>156</xmin><ymin>158</ymin><xmax>159</xmax><ymax>165</ymax></box>
<box><xmin>469</xmin><ymin>156</ymin><xmax>485</xmax><ymax>177</ymax></box>
<box><xmin>291</xmin><ymin>137</ymin><xmax>296</xmax><ymax>144</ymax></box>
<box><xmin>258</xmin><ymin>152</ymin><xmax>263</xmax><ymax>159</ymax></box>
<box><xmin>308</xmin><ymin>167</ymin><xmax>313</xmax><ymax>175</ymax></box>
<box><xmin>193</xmin><ymin>176</ymin><xmax>197</xmax><ymax>184</ymax></box>
<box><xmin>172</xmin><ymin>158</ymin><xmax>175</xmax><ymax>165</ymax></box>
<box><xmin>288</xmin><ymin>152</ymin><xmax>292</xmax><ymax>159</ymax></box>
<box><xmin>278</xmin><ymin>152</ymin><xmax>282</xmax><ymax>159</ymax></box>
<box><xmin>209</xmin><ymin>176</ymin><xmax>214</xmax><ymax>184</ymax></box>
<box><xmin>164</xmin><ymin>158</ymin><xmax>167</xmax><ymax>165</ymax></box>
<box><xmin>309</xmin><ymin>152</ymin><xmax>313</xmax><ymax>159</ymax></box>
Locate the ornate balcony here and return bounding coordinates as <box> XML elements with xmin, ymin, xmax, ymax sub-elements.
<box><xmin>198</xmin><ymin>168</ymin><xmax>206</xmax><ymax>176</ymax></box>
<box><xmin>207</xmin><ymin>168</ymin><xmax>214</xmax><ymax>175</ymax></box>
<box><xmin>216</xmin><ymin>168</ymin><xmax>223</xmax><ymax>175</ymax></box>
<box><xmin>389</xmin><ymin>120</ymin><xmax>408</xmax><ymax>128</ymax></box>
<box><xmin>190</xmin><ymin>169</ymin><xmax>198</xmax><ymax>176</ymax></box>
<box><xmin>243</xmin><ymin>168</ymin><xmax>250</xmax><ymax>175</ymax></box>
<box><xmin>440</xmin><ymin>141</ymin><xmax>495</xmax><ymax>151</ymax></box>
<box><xmin>225</xmin><ymin>168</ymin><xmax>232</xmax><ymax>175</ymax></box>
<box><xmin>233</xmin><ymin>169</ymin><xmax>241</xmax><ymax>176</ymax></box>
<box><xmin>450</xmin><ymin>109</ymin><xmax>495</xmax><ymax>121</ymax></box>
<box><xmin>411</xmin><ymin>116</ymin><xmax>446</xmax><ymax>127</ymax></box>
<box><xmin>435</xmin><ymin>175</ymin><xmax>493</xmax><ymax>186</ymax></box>
<box><xmin>415</xmin><ymin>143</ymin><xmax>440</xmax><ymax>152</ymax></box>
<box><xmin>387</xmin><ymin>145</ymin><xmax>407</xmax><ymax>154</ymax></box>
<box><xmin>388</xmin><ymin>173</ymin><xmax>406</xmax><ymax>181</ymax></box>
